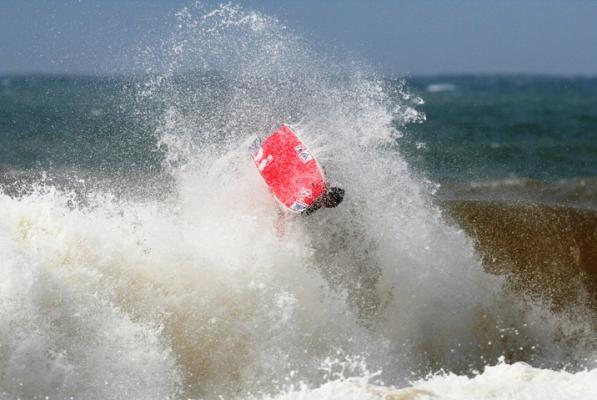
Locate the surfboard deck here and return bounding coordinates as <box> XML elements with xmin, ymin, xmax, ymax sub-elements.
<box><xmin>250</xmin><ymin>124</ymin><xmax>326</xmax><ymax>213</ymax></box>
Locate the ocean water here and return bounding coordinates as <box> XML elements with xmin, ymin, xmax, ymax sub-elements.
<box><xmin>0</xmin><ymin>4</ymin><xmax>596</xmax><ymax>400</ymax></box>
<box><xmin>401</xmin><ymin>75</ymin><xmax>597</xmax><ymax>208</ymax></box>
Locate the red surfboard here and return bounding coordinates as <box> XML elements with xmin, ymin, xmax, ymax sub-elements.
<box><xmin>250</xmin><ymin>124</ymin><xmax>326</xmax><ymax>213</ymax></box>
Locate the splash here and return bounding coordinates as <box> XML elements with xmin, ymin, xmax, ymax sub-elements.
<box><xmin>0</xmin><ymin>3</ymin><xmax>595</xmax><ymax>399</ymax></box>
<box><xmin>265</xmin><ymin>359</ymin><xmax>597</xmax><ymax>400</ymax></box>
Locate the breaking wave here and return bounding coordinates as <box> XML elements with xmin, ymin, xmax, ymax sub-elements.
<box><xmin>0</xmin><ymin>4</ymin><xmax>595</xmax><ymax>399</ymax></box>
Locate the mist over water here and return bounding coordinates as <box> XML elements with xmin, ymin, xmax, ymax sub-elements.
<box><xmin>0</xmin><ymin>4</ymin><xmax>595</xmax><ymax>399</ymax></box>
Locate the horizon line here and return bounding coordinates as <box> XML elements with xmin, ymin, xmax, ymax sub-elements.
<box><xmin>1</xmin><ymin>70</ymin><xmax>596</xmax><ymax>80</ymax></box>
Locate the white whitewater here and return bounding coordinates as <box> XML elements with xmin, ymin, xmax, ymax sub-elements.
<box><xmin>0</xmin><ymin>4</ymin><xmax>595</xmax><ymax>399</ymax></box>
<box><xmin>266</xmin><ymin>360</ymin><xmax>597</xmax><ymax>400</ymax></box>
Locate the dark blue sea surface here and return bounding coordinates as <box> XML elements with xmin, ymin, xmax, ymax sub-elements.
<box><xmin>401</xmin><ymin>75</ymin><xmax>597</xmax><ymax>183</ymax></box>
<box><xmin>0</xmin><ymin>75</ymin><xmax>161</xmax><ymax>172</ymax></box>
<box><xmin>1</xmin><ymin>74</ymin><xmax>596</xmax><ymax>206</ymax></box>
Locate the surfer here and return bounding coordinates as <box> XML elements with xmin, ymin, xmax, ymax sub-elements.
<box><xmin>251</xmin><ymin>124</ymin><xmax>344</xmax><ymax>217</ymax></box>
<box><xmin>302</xmin><ymin>186</ymin><xmax>345</xmax><ymax>215</ymax></box>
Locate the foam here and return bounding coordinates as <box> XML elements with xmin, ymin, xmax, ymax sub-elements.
<box><xmin>1</xmin><ymin>3</ymin><xmax>595</xmax><ymax>399</ymax></box>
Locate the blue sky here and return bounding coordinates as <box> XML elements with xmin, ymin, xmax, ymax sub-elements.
<box><xmin>1</xmin><ymin>0</ymin><xmax>596</xmax><ymax>75</ymax></box>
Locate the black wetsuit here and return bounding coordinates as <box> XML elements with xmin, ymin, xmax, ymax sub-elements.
<box><xmin>302</xmin><ymin>198</ymin><xmax>323</xmax><ymax>215</ymax></box>
<box><xmin>302</xmin><ymin>186</ymin><xmax>345</xmax><ymax>216</ymax></box>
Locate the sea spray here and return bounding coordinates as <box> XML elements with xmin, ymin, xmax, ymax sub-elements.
<box><xmin>131</xmin><ymin>0</ymin><xmax>595</xmax><ymax>388</ymax></box>
<box><xmin>0</xmin><ymin>3</ymin><xmax>595</xmax><ymax>399</ymax></box>
<box><xmin>261</xmin><ymin>359</ymin><xmax>597</xmax><ymax>400</ymax></box>
<box><xmin>0</xmin><ymin>187</ymin><xmax>182</xmax><ymax>399</ymax></box>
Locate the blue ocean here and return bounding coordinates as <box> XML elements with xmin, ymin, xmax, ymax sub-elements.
<box><xmin>0</xmin><ymin>4</ymin><xmax>595</xmax><ymax>400</ymax></box>
<box><xmin>404</xmin><ymin>75</ymin><xmax>597</xmax><ymax>208</ymax></box>
<box><xmin>2</xmin><ymin>74</ymin><xmax>596</xmax><ymax>207</ymax></box>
